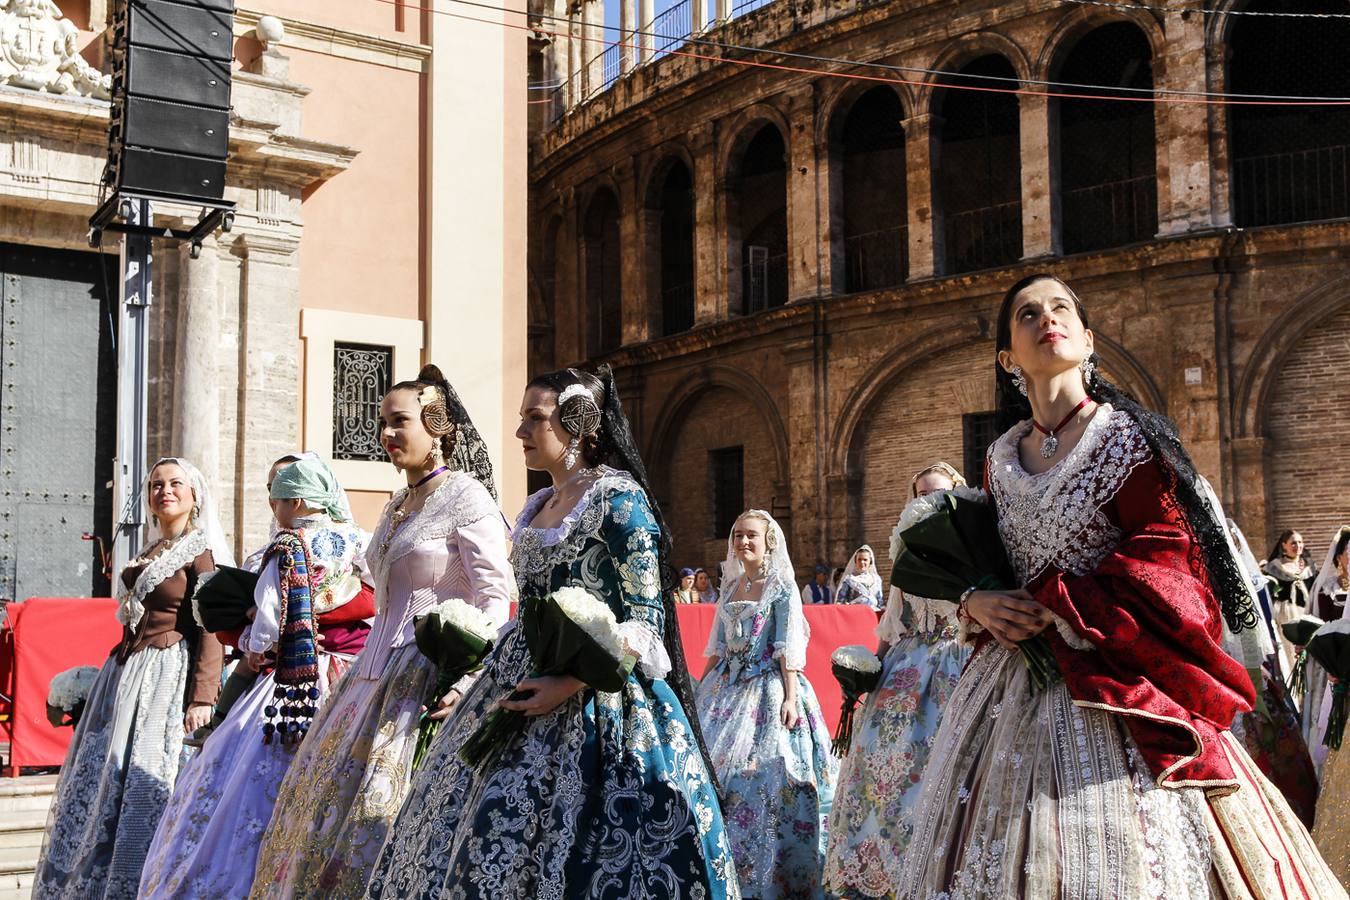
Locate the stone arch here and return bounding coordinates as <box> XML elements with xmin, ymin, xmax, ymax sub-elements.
<box><xmin>918</xmin><ymin>32</ymin><xmax>1033</xmax><ymax>112</ymax></box>
<box><xmin>718</xmin><ymin>104</ymin><xmax>792</xmax><ymax>182</ymax></box>
<box><xmin>815</xmin><ymin>78</ymin><xmax>912</xmax><ymax>150</ymax></box>
<box><xmin>1092</xmin><ymin>333</ymin><xmax>1165</xmax><ymax>412</ymax></box>
<box><xmin>640</xmin><ymin>148</ymin><xmax>697</xmax><ymax>336</ymax></box>
<box><xmin>720</xmin><ymin>111</ymin><xmax>791</xmax><ymax>313</ymax></box>
<box><xmin>1035</xmin><ymin>5</ymin><xmax>1165</xmax><ymax>84</ymax></box>
<box><xmin>646</xmin><ymin>365</ymin><xmax>793</xmax><ymax>568</ymax></box>
<box><xmin>1234</xmin><ymin>275</ymin><xmax>1350</xmax><ymax>439</ymax></box>
<box><xmin>640</xmin><ymin>143</ymin><xmax>697</xmax><ymax>210</ymax></box>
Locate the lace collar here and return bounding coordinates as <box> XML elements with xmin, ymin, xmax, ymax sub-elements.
<box><xmin>117</xmin><ymin>528</ymin><xmax>211</xmax><ymax>629</ymax></box>
<box><xmin>988</xmin><ymin>404</ymin><xmax>1152</xmax><ymax>582</ymax></box>
<box><xmin>510</xmin><ymin>467</ymin><xmax>645</xmax><ymax>578</ymax></box>
<box><xmin>1265</xmin><ymin>557</ymin><xmax>1313</xmax><ymax>582</ymax></box>
<box><xmin>367</xmin><ymin>470</ymin><xmax>499</xmax><ymax>579</ymax></box>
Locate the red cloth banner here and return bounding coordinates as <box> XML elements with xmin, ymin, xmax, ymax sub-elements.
<box><xmin>1</xmin><ymin>598</ymin><xmax>121</xmax><ymax>772</ymax></box>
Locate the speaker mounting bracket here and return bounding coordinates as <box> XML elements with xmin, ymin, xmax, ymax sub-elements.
<box><xmin>88</xmin><ymin>192</ymin><xmax>236</xmax><ymax>257</ymax></box>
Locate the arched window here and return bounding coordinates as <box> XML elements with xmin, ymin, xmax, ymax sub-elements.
<box><xmin>933</xmin><ymin>55</ymin><xmax>1023</xmax><ymax>274</ymax></box>
<box><xmin>1228</xmin><ymin>0</ymin><xmax>1350</xmax><ymax>226</ymax></box>
<box><xmin>583</xmin><ymin>187</ymin><xmax>622</xmax><ymax>357</ymax></box>
<box><xmin>1054</xmin><ymin>22</ymin><xmax>1157</xmax><ymax>253</ymax></box>
<box><xmin>646</xmin><ymin>160</ymin><xmax>696</xmax><ymax>336</ymax></box>
<box><xmin>835</xmin><ymin>87</ymin><xmax>908</xmax><ymax>292</ymax></box>
<box><xmin>732</xmin><ymin>124</ymin><xmax>789</xmax><ymax>313</ymax></box>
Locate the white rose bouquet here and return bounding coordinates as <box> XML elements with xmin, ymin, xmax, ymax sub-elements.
<box><xmin>459</xmin><ymin>585</ymin><xmax>636</xmax><ymax>770</ymax></box>
<box><xmin>830</xmin><ymin>644</ymin><xmax>882</xmax><ymax>754</ymax></box>
<box><xmin>411</xmin><ymin>597</ymin><xmax>499</xmax><ymax>768</ymax></box>
<box><xmin>46</xmin><ymin>665</ymin><xmax>98</xmax><ymax>728</ymax></box>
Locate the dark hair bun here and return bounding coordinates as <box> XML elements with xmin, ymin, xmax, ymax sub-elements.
<box><xmin>418</xmin><ymin>363</ymin><xmax>446</xmax><ymax>385</ymax></box>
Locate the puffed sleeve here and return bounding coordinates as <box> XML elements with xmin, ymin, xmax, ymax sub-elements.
<box><xmin>601</xmin><ymin>487</ymin><xmax>673</xmax><ymax>679</ymax></box>
<box><xmin>455</xmin><ymin>514</ymin><xmax>513</xmax><ymax>631</ymax></box>
<box><xmin>187</xmin><ymin>550</ymin><xmax>223</xmax><ymax>708</ymax></box>
<box><xmin>703</xmin><ymin>607</ymin><xmax>727</xmax><ymax>658</ymax></box>
<box><xmin>771</xmin><ymin>581</ymin><xmax>809</xmax><ymax>669</ymax></box>
<box><xmin>244</xmin><ymin>554</ymin><xmax>283</xmax><ymax>655</ymax></box>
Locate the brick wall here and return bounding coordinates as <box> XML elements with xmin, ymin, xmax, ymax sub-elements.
<box><xmin>1267</xmin><ymin>302</ymin><xmax>1350</xmax><ymax>565</ymax></box>
<box><xmin>854</xmin><ymin>342</ymin><xmax>994</xmax><ymax>569</ymax></box>
<box><xmin>656</xmin><ymin>385</ymin><xmax>785</xmax><ymax>578</ymax></box>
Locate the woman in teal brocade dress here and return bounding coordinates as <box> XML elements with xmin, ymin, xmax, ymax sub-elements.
<box><xmin>365</xmin><ymin>366</ymin><xmax>737</xmax><ymax>900</ymax></box>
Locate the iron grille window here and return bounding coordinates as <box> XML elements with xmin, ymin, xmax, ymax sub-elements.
<box><xmin>710</xmin><ymin>446</ymin><xmax>744</xmax><ymax>538</ymax></box>
<box><xmin>962</xmin><ymin>411</ymin><xmax>1001</xmax><ymax>486</ymax></box>
<box><xmin>333</xmin><ymin>342</ymin><xmax>393</xmax><ymax>461</ymax></box>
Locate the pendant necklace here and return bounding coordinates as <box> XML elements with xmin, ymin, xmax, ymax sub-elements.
<box><xmin>381</xmin><ymin>465</ymin><xmax>449</xmax><ymax>554</ymax></box>
<box><xmin>1032</xmin><ymin>397</ymin><xmax>1093</xmax><ymax>459</ymax></box>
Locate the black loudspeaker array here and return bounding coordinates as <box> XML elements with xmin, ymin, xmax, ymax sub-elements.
<box><xmin>105</xmin><ymin>0</ymin><xmax>236</xmax><ymax>204</ymax></box>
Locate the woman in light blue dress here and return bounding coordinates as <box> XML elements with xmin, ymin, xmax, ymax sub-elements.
<box><xmin>833</xmin><ymin>546</ymin><xmax>885</xmax><ymax>612</ymax></box>
<box><xmin>698</xmin><ymin>509</ymin><xmax>837</xmax><ymax>900</ymax></box>
<box><xmin>823</xmin><ymin>463</ymin><xmax>972</xmax><ymax>899</ymax></box>
<box><xmin>365</xmin><ymin>365</ymin><xmax>737</xmax><ymax>899</ymax></box>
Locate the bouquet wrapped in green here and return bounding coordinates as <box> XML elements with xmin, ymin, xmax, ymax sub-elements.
<box><xmin>830</xmin><ymin>644</ymin><xmax>881</xmax><ymax>755</ymax></box>
<box><xmin>1306</xmin><ymin>619</ymin><xmax>1350</xmax><ymax>750</ymax></box>
<box><xmin>1282</xmin><ymin>615</ymin><xmax>1325</xmax><ymax>703</ymax></box>
<box><xmin>411</xmin><ymin>597</ymin><xmax>499</xmax><ymax>769</ymax></box>
<box><xmin>47</xmin><ymin>665</ymin><xmax>99</xmax><ymax>728</ymax></box>
<box><xmin>889</xmin><ymin>486</ymin><xmax>1059</xmax><ymax>691</ymax></box>
<box><xmin>459</xmin><ymin>585</ymin><xmax>636</xmax><ymax>770</ymax></box>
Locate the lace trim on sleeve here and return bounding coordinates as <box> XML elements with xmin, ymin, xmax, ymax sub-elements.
<box><xmin>618</xmin><ymin>620</ymin><xmax>672</xmax><ymax>679</ymax></box>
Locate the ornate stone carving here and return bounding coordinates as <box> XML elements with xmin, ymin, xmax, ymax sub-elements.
<box><xmin>0</xmin><ymin>0</ymin><xmax>111</xmax><ymax>98</ymax></box>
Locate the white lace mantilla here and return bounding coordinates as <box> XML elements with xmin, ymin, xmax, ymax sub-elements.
<box><xmin>367</xmin><ymin>471</ymin><xmax>500</xmax><ymax>611</ymax></box>
<box><xmin>987</xmin><ymin>405</ymin><xmax>1152</xmax><ymax>585</ymax></box>
<box><xmin>116</xmin><ymin>529</ymin><xmax>211</xmax><ymax>629</ymax></box>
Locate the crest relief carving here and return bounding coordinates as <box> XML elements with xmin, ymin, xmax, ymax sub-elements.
<box><xmin>0</xmin><ymin>0</ymin><xmax>112</xmax><ymax>99</ymax></box>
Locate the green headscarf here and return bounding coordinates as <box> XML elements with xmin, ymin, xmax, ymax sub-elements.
<box><xmin>270</xmin><ymin>458</ymin><xmax>348</xmax><ymax>522</ymax></box>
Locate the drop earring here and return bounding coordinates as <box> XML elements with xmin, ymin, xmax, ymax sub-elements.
<box><xmin>563</xmin><ymin>438</ymin><xmax>581</xmax><ymax>471</ymax></box>
<box><xmin>1080</xmin><ymin>357</ymin><xmax>1096</xmax><ymax>387</ymax></box>
<box><xmin>1012</xmin><ymin>366</ymin><xmax>1028</xmax><ymax>397</ymax></box>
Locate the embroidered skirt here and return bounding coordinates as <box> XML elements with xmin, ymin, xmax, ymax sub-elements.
<box><xmin>823</xmin><ymin>629</ymin><xmax>968</xmax><ymax>899</ymax></box>
<box><xmin>138</xmin><ymin>653</ymin><xmax>352</xmax><ymax>899</ymax></box>
<box><xmin>898</xmin><ymin>644</ymin><xmax>1345</xmax><ymax>900</ymax></box>
<box><xmin>248</xmin><ymin>644</ymin><xmax>433</xmax><ymax>899</ymax></box>
<box><xmin>33</xmin><ymin>642</ymin><xmax>191</xmax><ymax>900</ymax></box>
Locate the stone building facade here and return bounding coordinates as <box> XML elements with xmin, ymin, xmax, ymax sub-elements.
<box><xmin>525</xmin><ymin>0</ymin><xmax>1350</xmax><ymax>575</ymax></box>
<box><xmin>2</xmin><ymin>0</ymin><xmax>526</xmax><ymax>603</ymax></box>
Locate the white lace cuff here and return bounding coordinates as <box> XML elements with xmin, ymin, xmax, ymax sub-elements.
<box><xmin>771</xmin><ymin>639</ymin><xmax>807</xmax><ymax>670</ymax></box>
<box><xmin>618</xmin><ymin>620</ymin><xmax>671</xmax><ymax>679</ymax></box>
<box><xmin>1052</xmin><ymin>614</ymin><xmax>1094</xmax><ymax>651</ymax></box>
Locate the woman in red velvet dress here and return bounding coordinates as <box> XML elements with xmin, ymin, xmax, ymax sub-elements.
<box><xmin>896</xmin><ymin>274</ymin><xmax>1342</xmax><ymax>899</ymax></box>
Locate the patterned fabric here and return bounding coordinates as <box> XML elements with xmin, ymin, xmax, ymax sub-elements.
<box><xmin>823</xmin><ymin>605</ymin><xmax>969</xmax><ymax>899</ymax></box>
<box><xmin>698</xmin><ymin>576</ymin><xmax>837</xmax><ymax>899</ymax></box>
<box><xmin>991</xmin><ymin>408</ymin><xmax>1254</xmax><ymax>789</ymax></box>
<box><xmin>263</xmin><ymin>531</ymin><xmax>319</xmax><ymax>737</ymax></box>
<box><xmin>1314</xmin><ymin>744</ymin><xmax>1350</xmax><ymax>890</ymax></box>
<box><xmin>137</xmin><ymin>656</ymin><xmax>351</xmax><ymax>899</ymax></box>
<box><xmin>1227</xmin><ymin>668</ymin><xmax>1318</xmax><ymax>828</ymax></box>
<box><xmin>249</xmin><ymin>472</ymin><xmax>509</xmax><ymax>899</ymax></box>
<box><xmin>897</xmin><ymin>409</ymin><xmax>1345</xmax><ymax>899</ymax></box>
<box><xmin>365</xmin><ymin>473</ymin><xmax>738</xmax><ymax>899</ymax></box>
<box><xmin>34</xmin><ymin>644</ymin><xmax>191</xmax><ymax>900</ymax></box>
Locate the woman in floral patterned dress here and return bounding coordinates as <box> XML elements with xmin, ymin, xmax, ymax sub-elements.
<box><xmin>823</xmin><ymin>463</ymin><xmax>971</xmax><ymax>899</ymax></box>
<box><xmin>365</xmin><ymin>365</ymin><xmax>737</xmax><ymax>899</ymax></box>
<box><xmin>698</xmin><ymin>509</ymin><xmax>837</xmax><ymax>900</ymax></box>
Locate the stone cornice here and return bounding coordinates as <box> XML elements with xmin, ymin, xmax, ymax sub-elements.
<box><xmin>234</xmin><ymin>9</ymin><xmax>432</xmax><ymax>73</ymax></box>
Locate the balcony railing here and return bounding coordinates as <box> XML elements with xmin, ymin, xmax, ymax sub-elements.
<box><xmin>843</xmin><ymin>225</ymin><xmax>908</xmax><ymax>293</ymax></box>
<box><xmin>650</xmin><ymin>0</ymin><xmax>693</xmax><ymax>59</ymax></box>
<box><xmin>742</xmin><ymin>250</ymin><xmax>788</xmax><ymax>313</ymax></box>
<box><xmin>943</xmin><ymin>200</ymin><xmax>1022</xmax><ymax>275</ymax></box>
<box><xmin>580</xmin><ymin>43</ymin><xmax>625</xmax><ymax>102</ymax></box>
<box><xmin>1233</xmin><ymin>144</ymin><xmax>1350</xmax><ymax>228</ymax></box>
<box><xmin>1062</xmin><ymin>175</ymin><xmax>1157</xmax><ymax>255</ymax></box>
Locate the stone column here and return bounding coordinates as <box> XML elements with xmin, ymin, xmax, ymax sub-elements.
<box><xmin>691</xmin><ymin>124</ymin><xmax>724</xmax><ymax>324</ymax></box>
<box><xmin>583</xmin><ymin>0</ymin><xmax>604</xmax><ymax>97</ymax></box>
<box><xmin>692</xmin><ymin>0</ymin><xmax>708</xmax><ymax>33</ymax></box>
<box><xmin>785</xmin><ymin>86</ymin><xmax>823</xmax><ymax>303</ymax></box>
<box><xmin>234</xmin><ymin>235</ymin><xmax>302</xmax><ymax>555</ymax></box>
<box><xmin>172</xmin><ymin>238</ymin><xmax>222</xmax><ymax>491</ymax></box>
<box><xmin>1155</xmin><ymin>7</ymin><xmax>1219</xmax><ymax>234</ymax></box>
<box><xmin>620</xmin><ymin>0</ymin><xmax>637</xmax><ymax>72</ymax></box>
<box><xmin>903</xmin><ymin>113</ymin><xmax>941</xmax><ymax>279</ymax></box>
<box><xmin>1019</xmin><ymin>86</ymin><xmax>1059</xmax><ymax>259</ymax></box>
<box><xmin>784</xmin><ymin>336</ymin><xmax>823</xmax><ymax>570</ymax></box>
<box><xmin>616</xmin><ymin>161</ymin><xmax>648</xmax><ymax>345</ymax></box>
<box><xmin>553</xmin><ymin>188</ymin><xmax>585</xmax><ymax>362</ymax></box>
<box><xmin>715</xmin><ymin>0</ymin><xmax>730</xmax><ymax>23</ymax></box>
<box><xmin>638</xmin><ymin>0</ymin><xmax>655</xmax><ymax>61</ymax></box>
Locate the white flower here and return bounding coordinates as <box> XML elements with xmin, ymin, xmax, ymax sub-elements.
<box><xmin>48</xmin><ymin>665</ymin><xmax>99</xmax><ymax>711</ymax></box>
<box><xmin>552</xmin><ymin>585</ymin><xmax>625</xmax><ymax>662</ymax></box>
<box><xmin>830</xmin><ymin>644</ymin><xmax>881</xmax><ymax>674</ymax></box>
<box><xmin>890</xmin><ymin>486</ymin><xmax>989</xmax><ymax>561</ymax></box>
<box><xmin>427</xmin><ymin>597</ymin><xmax>498</xmax><ymax>641</ymax></box>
